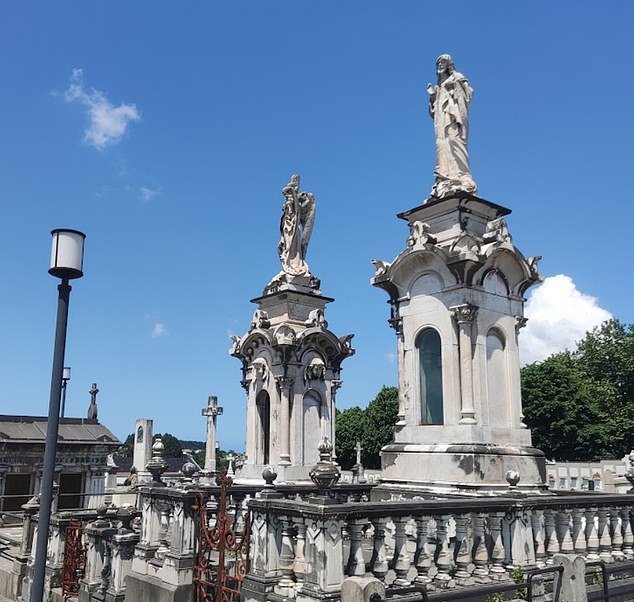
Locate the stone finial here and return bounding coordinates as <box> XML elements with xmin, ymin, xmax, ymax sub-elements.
<box><xmin>146</xmin><ymin>438</ymin><xmax>168</xmax><ymax>486</ymax></box>
<box><xmin>309</xmin><ymin>437</ymin><xmax>341</xmax><ymax>495</ymax></box>
<box><xmin>262</xmin><ymin>465</ymin><xmax>277</xmax><ymax>488</ymax></box>
<box><xmin>506</xmin><ymin>470</ymin><xmax>520</xmax><ymax>488</ymax></box>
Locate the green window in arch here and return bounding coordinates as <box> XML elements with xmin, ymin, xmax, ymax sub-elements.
<box><xmin>417</xmin><ymin>329</ymin><xmax>444</xmax><ymax>424</ymax></box>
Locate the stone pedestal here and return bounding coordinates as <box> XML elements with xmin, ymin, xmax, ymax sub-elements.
<box><xmin>372</xmin><ymin>193</ymin><xmax>547</xmax><ymax>495</ymax></box>
<box><xmin>232</xmin><ymin>289</ymin><xmax>354</xmax><ymax>483</ymax></box>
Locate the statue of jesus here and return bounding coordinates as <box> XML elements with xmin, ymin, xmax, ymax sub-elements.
<box><xmin>427</xmin><ymin>54</ymin><xmax>477</xmax><ymax>199</ymax></box>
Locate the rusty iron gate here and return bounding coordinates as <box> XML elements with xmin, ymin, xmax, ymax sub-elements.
<box><xmin>192</xmin><ymin>470</ymin><xmax>251</xmax><ymax>602</ymax></box>
<box><xmin>61</xmin><ymin>519</ymin><xmax>86</xmax><ymax>598</ymax></box>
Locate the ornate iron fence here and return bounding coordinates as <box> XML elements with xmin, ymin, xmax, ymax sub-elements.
<box><xmin>61</xmin><ymin>519</ymin><xmax>86</xmax><ymax>598</ymax></box>
<box><xmin>193</xmin><ymin>470</ymin><xmax>251</xmax><ymax>602</ymax></box>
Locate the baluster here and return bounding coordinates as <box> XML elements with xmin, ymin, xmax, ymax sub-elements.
<box><xmin>392</xmin><ymin>516</ymin><xmax>412</xmax><ymax>586</ymax></box>
<box><xmin>346</xmin><ymin>518</ymin><xmax>367</xmax><ymax>576</ymax></box>
<box><xmin>433</xmin><ymin>515</ymin><xmax>452</xmax><ymax>588</ymax></box>
<box><xmin>453</xmin><ymin>514</ymin><xmax>472</xmax><ymax>585</ymax></box>
<box><xmin>622</xmin><ymin>507</ymin><xmax>634</xmax><ymax>561</ymax></box>
<box><xmin>571</xmin><ymin>508</ymin><xmax>586</xmax><ymax>556</ymax></box>
<box><xmin>414</xmin><ymin>516</ymin><xmax>432</xmax><ymax>585</ymax></box>
<box><xmin>293</xmin><ymin>517</ymin><xmax>306</xmax><ymax>587</ymax></box>
<box><xmin>544</xmin><ymin>509</ymin><xmax>560</xmax><ymax>564</ymax></box>
<box><xmin>557</xmin><ymin>510</ymin><xmax>574</xmax><ymax>554</ymax></box>
<box><xmin>489</xmin><ymin>512</ymin><xmax>507</xmax><ymax>580</ymax></box>
<box><xmin>275</xmin><ymin>516</ymin><xmax>296</xmax><ymax>595</ymax></box>
<box><xmin>598</xmin><ymin>508</ymin><xmax>613</xmax><ymax>563</ymax></box>
<box><xmin>369</xmin><ymin>517</ymin><xmax>389</xmax><ymax>581</ymax></box>
<box><xmin>611</xmin><ymin>507</ymin><xmax>624</xmax><ymax>561</ymax></box>
<box><xmin>585</xmin><ymin>508</ymin><xmax>600</xmax><ymax>561</ymax></box>
<box><xmin>531</xmin><ymin>509</ymin><xmax>546</xmax><ymax>567</ymax></box>
<box><xmin>472</xmin><ymin>513</ymin><xmax>490</xmax><ymax>583</ymax></box>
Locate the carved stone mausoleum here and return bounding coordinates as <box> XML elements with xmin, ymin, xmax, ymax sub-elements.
<box><xmin>232</xmin><ymin>175</ymin><xmax>354</xmax><ymax>482</ymax></box>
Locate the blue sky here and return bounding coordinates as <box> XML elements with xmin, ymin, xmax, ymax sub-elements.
<box><xmin>0</xmin><ymin>3</ymin><xmax>632</xmax><ymax>451</ymax></box>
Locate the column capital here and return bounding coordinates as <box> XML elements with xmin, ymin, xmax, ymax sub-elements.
<box><xmin>450</xmin><ymin>303</ymin><xmax>478</xmax><ymax>324</ymax></box>
<box><xmin>275</xmin><ymin>375</ymin><xmax>294</xmax><ymax>390</ymax></box>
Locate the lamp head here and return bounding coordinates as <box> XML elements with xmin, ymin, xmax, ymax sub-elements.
<box><xmin>49</xmin><ymin>229</ymin><xmax>86</xmax><ymax>279</ymax></box>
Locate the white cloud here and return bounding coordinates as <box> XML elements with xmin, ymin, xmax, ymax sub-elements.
<box><xmin>385</xmin><ymin>352</ymin><xmax>396</xmax><ymax>364</ymax></box>
<box><xmin>151</xmin><ymin>323</ymin><xmax>168</xmax><ymax>339</ymax></box>
<box><xmin>64</xmin><ymin>68</ymin><xmax>140</xmax><ymax>150</ymax></box>
<box><xmin>140</xmin><ymin>186</ymin><xmax>161</xmax><ymax>202</ymax></box>
<box><xmin>519</xmin><ymin>274</ymin><xmax>612</xmax><ymax>365</ymax></box>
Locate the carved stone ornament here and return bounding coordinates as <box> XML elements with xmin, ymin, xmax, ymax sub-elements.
<box><xmin>274</xmin><ymin>324</ymin><xmax>297</xmax><ymax>347</ymax></box>
<box><xmin>339</xmin><ymin>333</ymin><xmax>355</xmax><ymax>351</ymax></box>
<box><xmin>371</xmin><ymin>259</ymin><xmax>390</xmax><ymax>278</ymax></box>
<box><xmin>515</xmin><ymin>316</ymin><xmax>528</xmax><ymax>334</ymax></box>
<box><xmin>451</xmin><ymin>303</ymin><xmax>478</xmax><ymax>324</ymax></box>
<box><xmin>483</xmin><ymin>218</ymin><xmax>512</xmax><ymax>246</ymax></box>
<box><xmin>275</xmin><ymin>375</ymin><xmax>294</xmax><ymax>390</ymax></box>
<box><xmin>407</xmin><ymin>221</ymin><xmax>437</xmax><ymax>247</ymax></box>
<box><xmin>252</xmin><ymin>358</ymin><xmax>268</xmax><ymax>385</ymax></box>
<box><xmin>249</xmin><ymin>309</ymin><xmax>271</xmax><ymax>332</ymax></box>
<box><xmin>527</xmin><ymin>256</ymin><xmax>542</xmax><ymax>277</ymax></box>
<box><xmin>305</xmin><ymin>308</ymin><xmax>328</xmax><ymax>329</ymax></box>
<box><xmin>304</xmin><ymin>359</ymin><xmax>326</xmax><ymax>383</ymax></box>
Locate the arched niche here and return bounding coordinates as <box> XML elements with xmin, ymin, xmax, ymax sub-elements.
<box><xmin>416</xmin><ymin>328</ymin><xmax>444</xmax><ymax>424</ymax></box>
<box><xmin>486</xmin><ymin>329</ymin><xmax>508</xmax><ymax>424</ymax></box>
<box><xmin>411</xmin><ymin>272</ymin><xmax>444</xmax><ymax>297</ymax></box>
<box><xmin>255</xmin><ymin>390</ymin><xmax>271</xmax><ymax>465</ymax></box>
<box><xmin>483</xmin><ymin>270</ymin><xmax>509</xmax><ymax>297</ymax></box>
<box><xmin>136</xmin><ymin>425</ymin><xmax>144</xmax><ymax>444</ymax></box>
<box><xmin>303</xmin><ymin>390</ymin><xmax>322</xmax><ymax>464</ymax></box>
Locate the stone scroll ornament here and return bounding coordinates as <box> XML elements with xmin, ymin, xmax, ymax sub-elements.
<box><xmin>428</xmin><ymin>54</ymin><xmax>477</xmax><ymax>199</ymax></box>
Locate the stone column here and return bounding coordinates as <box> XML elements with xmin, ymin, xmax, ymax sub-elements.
<box><xmin>276</xmin><ymin>377</ymin><xmax>293</xmax><ymax>466</ymax></box>
<box><xmin>389</xmin><ymin>308</ymin><xmax>407</xmax><ymax>426</ymax></box>
<box><xmin>201</xmin><ymin>395</ymin><xmax>223</xmax><ymax>473</ymax></box>
<box><xmin>451</xmin><ymin>304</ymin><xmax>478</xmax><ymax>424</ymax></box>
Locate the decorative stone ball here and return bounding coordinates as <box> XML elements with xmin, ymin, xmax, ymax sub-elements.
<box><xmin>97</xmin><ymin>503</ymin><xmax>109</xmax><ymax>519</ymax></box>
<box><xmin>262</xmin><ymin>465</ymin><xmax>277</xmax><ymax>487</ymax></box>
<box><xmin>181</xmin><ymin>462</ymin><xmax>196</xmax><ymax>478</ymax></box>
<box><xmin>152</xmin><ymin>438</ymin><xmax>165</xmax><ymax>454</ymax></box>
<box><xmin>506</xmin><ymin>470</ymin><xmax>520</xmax><ymax>487</ymax></box>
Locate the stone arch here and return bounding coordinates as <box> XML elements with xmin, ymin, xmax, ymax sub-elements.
<box><xmin>255</xmin><ymin>389</ymin><xmax>271</xmax><ymax>465</ymax></box>
<box><xmin>486</xmin><ymin>328</ymin><xmax>508</xmax><ymax>427</ymax></box>
<box><xmin>482</xmin><ymin>269</ymin><xmax>509</xmax><ymax>297</ymax></box>
<box><xmin>302</xmin><ymin>389</ymin><xmax>322</xmax><ymax>464</ymax></box>
<box><xmin>415</xmin><ymin>328</ymin><xmax>444</xmax><ymax>425</ymax></box>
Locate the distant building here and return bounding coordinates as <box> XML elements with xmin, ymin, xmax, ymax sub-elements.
<box><xmin>545</xmin><ymin>458</ymin><xmax>630</xmax><ymax>493</ymax></box>
<box><xmin>0</xmin><ymin>415</ymin><xmax>120</xmax><ymax>511</ymax></box>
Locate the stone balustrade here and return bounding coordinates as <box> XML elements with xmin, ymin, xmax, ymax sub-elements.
<box><xmin>244</xmin><ymin>492</ymin><xmax>634</xmax><ymax>602</ymax></box>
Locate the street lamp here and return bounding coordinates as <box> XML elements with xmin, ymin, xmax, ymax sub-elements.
<box><xmin>60</xmin><ymin>366</ymin><xmax>71</xmax><ymax>418</ymax></box>
<box><xmin>31</xmin><ymin>229</ymin><xmax>85</xmax><ymax>602</ymax></box>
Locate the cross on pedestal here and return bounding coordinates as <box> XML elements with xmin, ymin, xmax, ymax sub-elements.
<box><xmin>226</xmin><ymin>452</ymin><xmax>235</xmax><ymax>476</ymax></box>
<box><xmin>355</xmin><ymin>441</ymin><xmax>363</xmax><ymax>466</ymax></box>
<box><xmin>202</xmin><ymin>395</ymin><xmax>223</xmax><ymax>472</ymax></box>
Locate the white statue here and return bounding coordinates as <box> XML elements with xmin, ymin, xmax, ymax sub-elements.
<box><xmin>427</xmin><ymin>54</ymin><xmax>477</xmax><ymax>199</ymax></box>
<box><xmin>277</xmin><ymin>174</ymin><xmax>315</xmax><ymax>276</ymax></box>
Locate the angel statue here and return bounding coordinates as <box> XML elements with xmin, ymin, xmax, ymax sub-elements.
<box><xmin>427</xmin><ymin>54</ymin><xmax>477</xmax><ymax>199</ymax></box>
<box><xmin>277</xmin><ymin>174</ymin><xmax>315</xmax><ymax>277</ymax></box>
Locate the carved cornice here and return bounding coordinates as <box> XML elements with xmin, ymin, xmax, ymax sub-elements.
<box><xmin>451</xmin><ymin>303</ymin><xmax>478</xmax><ymax>324</ymax></box>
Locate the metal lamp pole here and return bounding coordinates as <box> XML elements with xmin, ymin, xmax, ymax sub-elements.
<box><xmin>31</xmin><ymin>229</ymin><xmax>85</xmax><ymax>602</ymax></box>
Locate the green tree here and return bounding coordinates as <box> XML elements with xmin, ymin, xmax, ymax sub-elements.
<box><xmin>335</xmin><ymin>406</ymin><xmax>367</xmax><ymax>470</ymax></box>
<box><xmin>364</xmin><ymin>386</ymin><xmax>399</xmax><ymax>468</ymax></box>
<box><xmin>115</xmin><ymin>433</ymin><xmax>134</xmax><ymax>457</ymax></box>
<box><xmin>521</xmin><ymin>352</ymin><xmax>617</xmax><ymax>461</ymax></box>
<box><xmin>335</xmin><ymin>386</ymin><xmax>399</xmax><ymax>470</ymax></box>
<box><xmin>154</xmin><ymin>433</ymin><xmax>183</xmax><ymax>457</ymax></box>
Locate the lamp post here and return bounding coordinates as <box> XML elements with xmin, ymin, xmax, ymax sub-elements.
<box><xmin>60</xmin><ymin>366</ymin><xmax>71</xmax><ymax>418</ymax></box>
<box><xmin>31</xmin><ymin>229</ymin><xmax>85</xmax><ymax>602</ymax></box>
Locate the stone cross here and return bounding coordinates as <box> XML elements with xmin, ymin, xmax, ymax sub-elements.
<box><xmin>202</xmin><ymin>395</ymin><xmax>223</xmax><ymax>472</ymax></box>
<box><xmin>87</xmin><ymin>383</ymin><xmax>99</xmax><ymax>420</ymax></box>
<box><xmin>355</xmin><ymin>441</ymin><xmax>363</xmax><ymax>466</ymax></box>
<box><xmin>226</xmin><ymin>452</ymin><xmax>235</xmax><ymax>476</ymax></box>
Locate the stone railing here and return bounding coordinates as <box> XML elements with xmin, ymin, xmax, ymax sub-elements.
<box><xmin>244</xmin><ymin>492</ymin><xmax>634</xmax><ymax>602</ymax></box>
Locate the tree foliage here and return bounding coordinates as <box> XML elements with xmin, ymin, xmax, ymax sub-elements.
<box><xmin>336</xmin><ymin>386</ymin><xmax>399</xmax><ymax>470</ymax></box>
<box><xmin>521</xmin><ymin>319</ymin><xmax>634</xmax><ymax>461</ymax></box>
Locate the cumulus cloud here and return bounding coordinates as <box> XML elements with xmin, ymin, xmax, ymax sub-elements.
<box><xmin>64</xmin><ymin>68</ymin><xmax>140</xmax><ymax>150</ymax></box>
<box><xmin>140</xmin><ymin>186</ymin><xmax>161</xmax><ymax>202</ymax></box>
<box><xmin>151</xmin><ymin>323</ymin><xmax>168</xmax><ymax>339</ymax></box>
<box><xmin>519</xmin><ymin>275</ymin><xmax>612</xmax><ymax>365</ymax></box>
